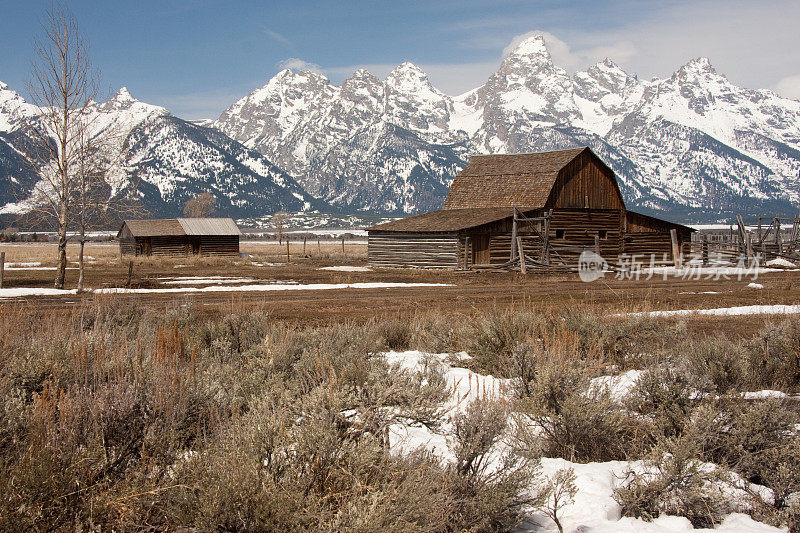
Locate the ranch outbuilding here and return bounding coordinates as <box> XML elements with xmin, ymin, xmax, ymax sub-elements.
<box><xmin>117</xmin><ymin>217</ymin><xmax>241</xmax><ymax>256</ymax></box>
<box><xmin>366</xmin><ymin>147</ymin><xmax>693</xmax><ymax>269</ymax></box>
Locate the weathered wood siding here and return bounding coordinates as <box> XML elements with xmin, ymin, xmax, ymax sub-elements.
<box><xmin>482</xmin><ymin>209</ymin><xmax>623</xmax><ymax>265</ymax></box>
<box><xmin>118</xmin><ymin>225</ymin><xmax>137</xmax><ymax>255</ymax></box>
<box><xmin>624</xmin><ymin>211</ymin><xmax>691</xmax><ymax>261</ymax></box>
<box><xmin>548</xmin><ymin>151</ymin><xmax>624</xmax><ymax>210</ymax></box>
<box><xmin>199</xmin><ymin>236</ymin><xmax>239</xmax><ymax>256</ymax></box>
<box><xmin>151</xmin><ymin>236</ymin><xmax>190</xmax><ymax>256</ymax></box>
<box><xmin>368</xmin><ymin>232</ymin><xmax>459</xmax><ymax>268</ymax></box>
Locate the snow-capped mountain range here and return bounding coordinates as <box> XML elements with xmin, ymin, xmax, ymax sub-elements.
<box><xmin>0</xmin><ymin>84</ymin><xmax>316</xmax><ymax>221</ymax></box>
<box><xmin>2</xmin><ymin>34</ymin><xmax>800</xmax><ymax>223</ymax></box>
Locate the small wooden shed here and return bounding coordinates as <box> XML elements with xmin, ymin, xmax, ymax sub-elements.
<box><xmin>117</xmin><ymin>218</ymin><xmax>241</xmax><ymax>256</ymax></box>
<box><xmin>367</xmin><ymin>147</ymin><xmax>693</xmax><ymax>269</ymax></box>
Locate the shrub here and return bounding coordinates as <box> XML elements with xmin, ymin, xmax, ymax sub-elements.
<box><xmin>613</xmin><ymin>438</ymin><xmax>731</xmax><ymax>528</ymax></box>
<box><xmin>746</xmin><ymin>318</ymin><xmax>800</xmax><ymax>389</ymax></box>
<box><xmin>513</xmin><ymin>348</ymin><xmax>647</xmax><ymax>462</ymax></box>
<box><xmin>675</xmin><ymin>336</ymin><xmax>748</xmax><ymax>394</ymax></box>
<box><xmin>624</xmin><ymin>366</ymin><xmax>695</xmax><ymax>439</ymax></box>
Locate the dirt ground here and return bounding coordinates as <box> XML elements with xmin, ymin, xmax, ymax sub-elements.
<box><xmin>0</xmin><ymin>241</ymin><xmax>798</xmax><ymax>338</ymax></box>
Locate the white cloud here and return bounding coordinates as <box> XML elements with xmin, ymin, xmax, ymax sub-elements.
<box><xmin>774</xmin><ymin>75</ymin><xmax>800</xmax><ymax>101</ymax></box>
<box><xmin>276</xmin><ymin>58</ymin><xmax>323</xmax><ymax>74</ymax></box>
<box><xmin>263</xmin><ymin>29</ymin><xmax>291</xmax><ymax>48</ymax></box>
<box><xmin>502</xmin><ymin>30</ymin><xmax>636</xmax><ymax>72</ymax></box>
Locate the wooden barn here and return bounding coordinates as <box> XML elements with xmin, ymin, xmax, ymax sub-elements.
<box><xmin>367</xmin><ymin>147</ymin><xmax>693</xmax><ymax>269</ymax></box>
<box><xmin>117</xmin><ymin>218</ymin><xmax>241</xmax><ymax>256</ymax></box>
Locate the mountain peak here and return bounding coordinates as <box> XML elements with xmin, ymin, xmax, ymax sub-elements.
<box><xmin>504</xmin><ymin>34</ymin><xmax>550</xmax><ymax>60</ymax></box>
<box><xmin>113</xmin><ymin>86</ymin><xmax>137</xmax><ymax>103</ymax></box>
<box><xmin>680</xmin><ymin>57</ymin><xmax>718</xmax><ymax>76</ymax></box>
<box><xmin>348</xmin><ymin>68</ymin><xmax>381</xmax><ymax>84</ymax></box>
<box><xmin>0</xmin><ymin>81</ymin><xmax>7</xmax><ymax>91</ymax></box>
<box><xmin>386</xmin><ymin>62</ymin><xmax>435</xmax><ymax>92</ymax></box>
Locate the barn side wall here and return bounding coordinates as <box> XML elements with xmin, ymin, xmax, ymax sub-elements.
<box><xmin>151</xmin><ymin>236</ymin><xmax>190</xmax><ymax>256</ymax></box>
<box><xmin>483</xmin><ymin>209</ymin><xmax>623</xmax><ymax>265</ymax></box>
<box><xmin>199</xmin><ymin>235</ymin><xmax>239</xmax><ymax>256</ymax></box>
<box><xmin>368</xmin><ymin>232</ymin><xmax>459</xmax><ymax>268</ymax></box>
<box><xmin>624</xmin><ymin>212</ymin><xmax>692</xmax><ymax>262</ymax></box>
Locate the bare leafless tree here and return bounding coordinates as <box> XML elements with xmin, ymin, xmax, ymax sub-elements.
<box><xmin>183</xmin><ymin>192</ymin><xmax>216</xmax><ymax>218</ymax></box>
<box><xmin>26</xmin><ymin>5</ymin><xmax>97</xmax><ymax>289</ymax></box>
<box><xmin>271</xmin><ymin>210</ymin><xmax>290</xmax><ymax>244</ymax></box>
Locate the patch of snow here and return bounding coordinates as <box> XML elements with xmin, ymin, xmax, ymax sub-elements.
<box><xmin>590</xmin><ymin>370</ymin><xmax>646</xmax><ymax>402</ymax></box>
<box><xmin>740</xmin><ymin>390</ymin><xmax>788</xmax><ymax>400</ymax></box>
<box><xmin>317</xmin><ymin>265</ymin><xmax>372</xmax><ymax>272</ymax></box>
<box><xmin>0</xmin><ymin>288</ymin><xmax>78</xmax><ymax>298</ymax></box>
<box><xmin>95</xmin><ymin>282</ymin><xmax>450</xmax><ymax>295</ymax></box>
<box><xmin>765</xmin><ymin>257</ymin><xmax>797</xmax><ymax>268</ymax></box>
<box><xmin>160</xmin><ymin>277</ymin><xmax>258</xmax><ymax>285</ymax></box>
<box><xmin>628</xmin><ymin>305</ymin><xmax>800</xmax><ymax>318</ymax></box>
<box><xmin>747</xmin><ymin>283</ymin><xmax>764</xmax><ymax>289</ymax></box>
<box><xmin>383</xmin><ymin>350</ymin><xmax>783</xmax><ymax>533</ymax></box>
<box><xmin>5</xmin><ymin>262</ymin><xmax>41</xmax><ymax>267</ymax></box>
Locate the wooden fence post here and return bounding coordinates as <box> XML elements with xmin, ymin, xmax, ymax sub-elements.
<box><xmin>126</xmin><ymin>260</ymin><xmax>133</xmax><ymax>288</ymax></box>
<box><xmin>317</xmin><ymin>239</ymin><xmax>321</xmax><ymax>255</ymax></box>
<box><xmin>286</xmin><ymin>240</ymin><xmax>290</xmax><ymax>263</ymax></box>
<box><xmin>303</xmin><ymin>237</ymin><xmax>307</xmax><ymax>256</ymax></box>
<box><xmin>0</xmin><ymin>251</ymin><xmax>4</xmax><ymax>289</ymax></box>
<box><xmin>517</xmin><ymin>236</ymin><xmax>527</xmax><ymax>274</ymax></box>
<box><xmin>670</xmin><ymin>229</ymin><xmax>680</xmax><ymax>268</ymax></box>
<box><xmin>341</xmin><ymin>236</ymin><xmax>345</xmax><ymax>254</ymax></box>
<box><xmin>510</xmin><ymin>208</ymin><xmax>518</xmax><ymax>262</ymax></box>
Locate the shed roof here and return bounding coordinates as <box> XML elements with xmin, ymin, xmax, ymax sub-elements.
<box><xmin>626</xmin><ymin>210</ymin><xmax>695</xmax><ymax>233</ymax></box>
<box><xmin>119</xmin><ymin>218</ymin><xmax>240</xmax><ymax>238</ymax></box>
<box><xmin>443</xmin><ymin>147</ymin><xmax>588</xmax><ymax>210</ymax></box>
<box><xmin>178</xmin><ymin>218</ymin><xmax>241</xmax><ymax>236</ymax></box>
<box><xmin>120</xmin><ymin>219</ymin><xmax>184</xmax><ymax>237</ymax></box>
<box><xmin>366</xmin><ymin>207</ymin><xmax>529</xmax><ymax>233</ymax></box>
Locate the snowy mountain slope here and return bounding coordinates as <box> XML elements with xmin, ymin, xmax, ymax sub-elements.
<box><xmin>0</xmin><ymin>84</ymin><xmax>320</xmax><ymax>221</ymax></box>
<box><xmin>214</xmin><ymin>34</ymin><xmax>800</xmax><ymax>220</ymax></box>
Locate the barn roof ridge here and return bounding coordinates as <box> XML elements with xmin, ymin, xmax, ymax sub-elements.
<box><xmin>444</xmin><ymin>147</ymin><xmax>594</xmax><ymax>210</ymax></box>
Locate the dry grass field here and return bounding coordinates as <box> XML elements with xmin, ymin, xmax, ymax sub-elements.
<box><xmin>1</xmin><ymin>240</ymin><xmax>799</xmax><ymax>339</ymax></box>
<box><xmin>2</xmin><ymin>241</ymin><xmax>799</xmax><ymax>531</ymax></box>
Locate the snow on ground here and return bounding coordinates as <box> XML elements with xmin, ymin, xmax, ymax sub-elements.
<box><xmin>5</xmin><ymin>262</ymin><xmax>41</xmax><ymax>267</ymax></box>
<box><xmin>317</xmin><ymin>265</ymin><xmax>372</xmax><ymax>272</ymax></box>
<box><xmin>766</xmin><ymin>257</ymin><xmax>797</xmax><ymax>268</ymax></box>
<box><xmin>740</xmin><ymin>390</ymin><xmax>789</xmax><ymax>400</ymax></box>
<box><xmin>629</xmin><ymin>305</ymin><xmax>800</xmax><ymax>318</ymax></box>
<box><xmin>96</xmin><ymin>281</ymin><xmax>450</xmax><ymax>295</ymax></box>
<box><xmin>383</xmin><ymin>351</ymin><xmax>784</xmax><ymax>533</ymax></box>
<box><xmin>0</xmin><ymin>288</ymin><xmax>79</xmax><ymax>298</ymax></box>
<box><xmin>747</xmin><ymin>283</ymin><xmax>764</xmax><ymax>289</ymax></box>
<box><xmin>590</xmin><ymin>369</ymin><xmax>646</xmax><ymax>401</ymax></box>
<box><xmin>159</xmin><ymin>276</ymin><xmax>258</xmax><ymax>285</ymax></box>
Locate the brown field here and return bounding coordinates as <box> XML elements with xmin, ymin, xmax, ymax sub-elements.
<box><xmin>1</xmin><ymin>241</ymin><xmax>798</xmax><ymax>339</ymax></box>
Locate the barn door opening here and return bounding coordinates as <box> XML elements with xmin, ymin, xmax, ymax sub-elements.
<box><xmin>472</xmin><ymin>234</ymin><xmax>490</xmax><ymax>265</ymax></box>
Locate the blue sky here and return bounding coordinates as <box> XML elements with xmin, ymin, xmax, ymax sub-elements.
<box><xmin>2</xmin><ymin>0</ymin><xmax>798</xmax><ymax>119</ymax></box>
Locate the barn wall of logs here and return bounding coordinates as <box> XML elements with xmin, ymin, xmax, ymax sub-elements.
<box><xmin>368</xmin><ymin>232</ymin><xmax>460</xmax><ymax>268</ymax></box>
<box><xmin>198</xmin><ymin>236</ymin><xmax>240</xmax><ymax>256</ymax></box>
<box><xmin>477</xmin><ymin>209</ymin><xmax>623</xmax><ymax>265</ymax></box>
